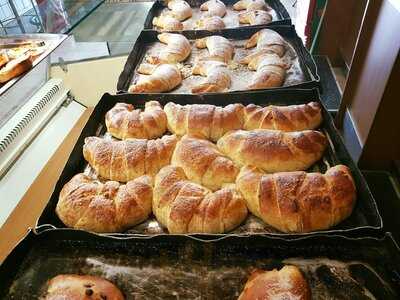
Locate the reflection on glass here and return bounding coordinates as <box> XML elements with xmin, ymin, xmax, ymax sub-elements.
<box><xmin>0</xmin><ymin>0</ymin><xmax>103</xmax><ymax>34</ymax></box>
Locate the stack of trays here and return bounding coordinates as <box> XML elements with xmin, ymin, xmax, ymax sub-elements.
<box><xmin>1</xmin><ymin>2</ymin><xmax>398</xmax><ymax>299</ymax></box>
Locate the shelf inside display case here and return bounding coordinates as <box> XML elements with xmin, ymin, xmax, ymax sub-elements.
<box><xmin>0</xmin><ymin>33</ymin><xmax>67</xmax><ymax>128</ymax></box>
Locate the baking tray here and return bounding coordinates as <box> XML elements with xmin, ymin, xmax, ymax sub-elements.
<box><xmin>1</xmin><ymin>229</ymin><xmax>399</xmax><ymax>299</ymax></box>
<box><xmin>36</xmin><ymin>89</ymin><xmax>382</xmax><ymax>238</ymax></box>
<box><xmin>143</xmin><ymin>0</ymin><xmax>291</xmax><ymax>31</ymax></box>
<box><xmin>117</xmin><ymin>25</ymin><xmax>320</xmax><ymax>94</ymax></box>
<box><xmin>0</xmin><ymin>33</ymin><xmax>68</xmax><ymax>97</ymax></box>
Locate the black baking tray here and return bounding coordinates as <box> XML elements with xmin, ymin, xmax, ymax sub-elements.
<box><xmin>1</xmin><ymin>229</ymin><xmax>400</xmax><ymax>299</ymax></box>
<box><xmin>143</xmin><ymin>0</ymin><xmax>291</xmax><ymax>31</ymax></box>
<box><xmin>117</xmin><ymin>25</ymin><xmax>320</xmax><ymax>94</ymax></box>
<box><xmin>36</xmin><ymin>89</ymin><xmax>382</xmax><ymax>238</ymax></box>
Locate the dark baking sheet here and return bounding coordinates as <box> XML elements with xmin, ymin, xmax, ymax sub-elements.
<box><xmin>1</xmin><ymin>230</ymin><xmax>400</xmax><ymax>299</ymax></box>
<box><xmin>143</xmin><ymin>0</ymin><xmax>291</xmax><ymax>31</ymax></box>
<box><xmin>117</xmin><ymin>25</ymin><xmax>320</xmax><ymax>94</ymax></box>
<box><xmin>36</xmin><ymin>89</ymin><xmax>381</xmax><ymax>238</ymax></box>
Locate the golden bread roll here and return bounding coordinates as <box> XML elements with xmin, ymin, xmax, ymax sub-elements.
<box><xmin>171</xmin><ymin>135</ymin><xmax>239</xmax><ymax>191</ymax></box>
<box><xmin>57</xmin><ymin>174</ymin><xmax>152</xmax><ymax>233</ymax></box>
<box><xmin>195</xmin><ymin>36</ymin><xmax>234</xmax><ymax>63</ymax></box>
<box><xmin>196</xmin><ymin>15</ymin><xmax>226</xmax><ymax>30</ymax></box>
<box><xmin>217</xmin><ymin>129</ymin><xmax>327</xmax><ymax>173</ymax></box>
<box><xmin>153</xmin><ymin>165</ymin><xmax>247</xmax><ymax>233</ymax></box>
<box><xmin>233</xmin><ymin>0</ymin><xmax>271</xmax><ymax>11</ymax></box>
<box><xmin>238</xmin><ymin>10</ymin><xmax>272</xmax><ymax>25</ymax></box>
<box><xmin>243</xmin><ymin>102</ymin><xmax>322</xmax><ymax>131</ymax></box>
<box><xmin>238</xmin><ymin>266</ymin><xmax>311</xmax><ymax>300</ymax></box>
<box><xmin>200</xmin><ymin>0</ymin><xmax>227</xmax><ymax>17</ymax></box>
<box><xmin>241</xmin><ymin>29</ymin><xmax>287</xmax><ymax>64</ymax></box>
<box><xmin>129</xmin><ymin>63</ymin><xmax>182</xmax><ymax>93</ymax></box>
<box><xmin>236</xmin><ymin>165</ymin><xmax>356</xmax><ymax>232</ymax></box>
<box><xmin>164</xmin><ymin>102</ymin><xmax>244</xmax><ymax>141</ymax></box>
<box><xmin>192</xmin><ymin>60</ymin><xmax>231</xmax><ymax>93</ymax></box>
<box><xmin>83</xmin><ymin>135</ymin><xmax>178</xmax><ymax>182</ymax></box>
<box><xmin>0</xmin><ymin>53</ymin><xmax>32</xmax><ymax>83</ymax></box>
<box><xmin>247</xmin><ymin>53</ymin><xmax>289</xmax><ymax>89</ymax></box>
<box><xmin>45</xmin><ymin>274</ymin><xmax>124</xmax><ymax>300</ymax></box>
<box><xmin>105</xmin><ymin>101</ymin><xmax>167</xmax><ymax>139</ymax></box>
<box><xmin>152</xmin><ymin>15</ymin><xmax>183</xmax><ymax>31</ymax></box>
<box><xmin>166</xmin><ymin>0</ymin><xmax>192</xmax><ymax>21</ymax></box>
<box><xmin>148</xmin><ymin>33</ymin><xmax>191</xmax><ymax>64</ymax></box>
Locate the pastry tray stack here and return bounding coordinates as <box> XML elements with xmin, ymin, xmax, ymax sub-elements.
<box><xmin>144</xmin><ymin>0</ymin><xmax>291</xmax><ymax>31</ymax></box>
<box><xmin>36</xmin><ymin>90</ymin><xmax>381</xmax><ymax>238</ymax></box>
<box><xmin>1</xmin><ymin>1</ymin><xmax>398</xmax><ymax>299</ymax></box>
<box><xmin>117</xmin><ymin>26</ymin><xmax>320</xmax><ymax>94</ymax></box>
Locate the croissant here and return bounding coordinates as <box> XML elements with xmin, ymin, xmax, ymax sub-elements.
<box><xmin>105</xmin><ymin>101</ymin><xmax>167</xmax><ymax>139</ymax></box>
<box><xmin>233</xmin><ymin>0</ymin><xmax>271</xmax><ymax>11</ymax></box>
<box><xmin>241</xmin><ymin>29</ymin><xmax>287</xmax><ymax>65</ymax></box>
<box><xmin>171</xmin><ymin>135</ymin><xmax>239</xmax><ymax>191</ymax></box>
<box><xmin>164</xmin><ymin>102</ymin><xmax>244</xmax><ymax>141</ymax></box>
<box><xmin>192</xmin><ymin>60</ymin><xmax>231</xmax><ymax>93</ymax></box>
<box><xmin>166</xmin><ymin>0</ymin><xmax>192</xmax><ymax>21</ymax></box>
<box><xmin>83</xmin><ymin>135</ymin><xmax>178</xmax><ymax>182</ymax></box>
<box><xmin>148</xmin><ymin>33</ymin><xmax>191</xmax><ymax>64</ymax></box>
<box><xmin>247</xmin><ymin>53</ymin><xmax>289</xmax><ymax>89</ymax></box>
<box><xmin>153</xmin><ymin>165</ymin><xmax>248</xmax><ymax>233</ymax></box>
<box><xmin>56</xmin><ymin>174</ymin><xmax>153</xmax><ymax>233</ymax></box>
<box><xmin>195</xmin><ymin>36</ymin><xmax>234</xmax><ymax>63</ymax></box>
<box><xmin>236</xmin><ymin>165</ymin><xmax>356</xmax><ymax>232</ymax></box>
<box><xmin>46</xmin><ymin>275</ymin><xmax>124</xmax><ymax>300</ymax></box>
<box><xmin>243</xmin><ymin>102</ymin><xmax>322</xmax><ymax>131</ymax></box>
<box><xmin>238</xmin><ymin>266</ymin><xmax>311</xmax><ymax>300</ymax></box>
<box><xmin>217</xmin><ymin>129</ymin><xmax>327</xmax><ymax>173</ymax></box>
<box><xmin>239</xmin><ymin>10</ymin><xmax>272</xmax><ymax>25</ymax></box>
<box><xmin>200</xmin><ymin>0</ymin><xmax>227</xmax><ymax>17</ymax></box>
<box><xmin>152</xmin><ymin>15</ymin><xmax>183</xmax><ymax>31</ymax></box>
<box><xmin>196</xmin><ymin>16</ymin><xmax>225</xmax><ymax>30</ymax></box>
<box><xmin>129</xmin><ymin>63</ymin><xmax>182</xmax><ymax>93</ymax></box>
<box><xmin>0</xmin><ymin>53</ymin><xmax>32</xmax><ymax>83</ymax></box>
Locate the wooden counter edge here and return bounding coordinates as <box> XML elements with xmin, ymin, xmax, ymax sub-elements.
<box><xmin>0</xmin><ymin>107</ymin><xmax>94</xmax><ymax>263</ymax></box>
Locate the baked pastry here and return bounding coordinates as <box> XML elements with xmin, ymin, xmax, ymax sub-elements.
<box><xmin>148</xmin><ymin>33</ymin><xmax>191</xmax><ymax>64</ymax></box>
<box><xmin>241</xmin><ymin>29</ymin><xmax>287</xmax><ymax>64</ymax></box>
<box><xmin>45</xmin><ymin>274</ymin><xmax>124</xmax><ymax>300</ymax></box>
<box><xmin>236</xmin><ymin>165</ymin><xmax>356</xmax><ymax>232</ymax></box>
<box><xmin>0</xmin><ymin>53</ymin><xmax>32</xmax><ymax>83</ymax></box>
<box><xmin>239</xmin><ymin>10</ymin><xmax>272</xmax><ymax>25</ymax></box>
<box><xmin>243</xmin><ymin>102</ymin><xmax>322</xmax><ymax>131</ymax></box>
<box><xmin>166</xmin><ymin>0</ymin><xmax>192</xmax><ymax>21</ymax></box>
<box><xmin>83</xmin><ymin>135</ymin><xmax>178</xmax><ymax>182</ymax></box>
<box><xmin>192</xmin><ymin>60</ymin><xmax>231</xmax><ymax>93</ymax></box>
<box><xmin>195</xmin><ymin>36</ymin><xmax>234</xmax><ymax>63</ymax></box>
<box><xmin>247</xmin><ymin>53</ymin><xmax>289</xmax><ymax>89</ymax></box>
<box><xmin>57</xmin><ymin>174</ymin><xmax>152</xmax><ymax>233</ymax></box>
<box><xmin>0</xmin><ymin>51</ymin><xmax>9</xmax><ymax>68</ymax></box>
<box><xmin>196</xmin><ymin>16</ymin><xmax>225</xmax><ymax>30</ymax></box>
<box><xmin>238</xmin><ymin>266</ymin><xmax>311</xmax><ymax>300</ymax></box>
<box><xmin>152</xmin><ymin>15</ymin><xmax>183</xmax><ymax>31</ymax></box>
<box><xmin>171</xmin><ymin>135</ymin><xmax>239</xmax><ymax>191</ymax></box>
<box><xmin>200</xmin><ymin>0</ymin><xmax>227</xmax><ymax>17</ymax></box>
<box><xmin>105</xmin><ymin>101</ymin><xmax>167</xmax><ymax>139</ymax></box>
<box><xmin>233</xmin><ymin>0</ymin><xmax>271</xmax><ymax>11</ymax></box>
<box><xmin>164</xmin><ymin>102</ymin><xmax>244</xmax><ymax>141</ymax></box>
<box><xmin>129</xmin><ymin>63</ymin><xmax>182</xmax><ymax>93</ymax></box>
<box><xmin>153</xmin><ymin>165</ymin><xmax>247</xmax><ymax>233</ymax></box>
<box><xmin>217</xmin><ymin>129</ymin><xmax>327</xmax><ymax>173</ymax></box>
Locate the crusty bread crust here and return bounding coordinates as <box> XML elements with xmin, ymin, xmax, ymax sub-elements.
<box><xmin>0</xmin><ymin>54</ymin><xmax>32</xmax><ymax>83</ymax></box>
